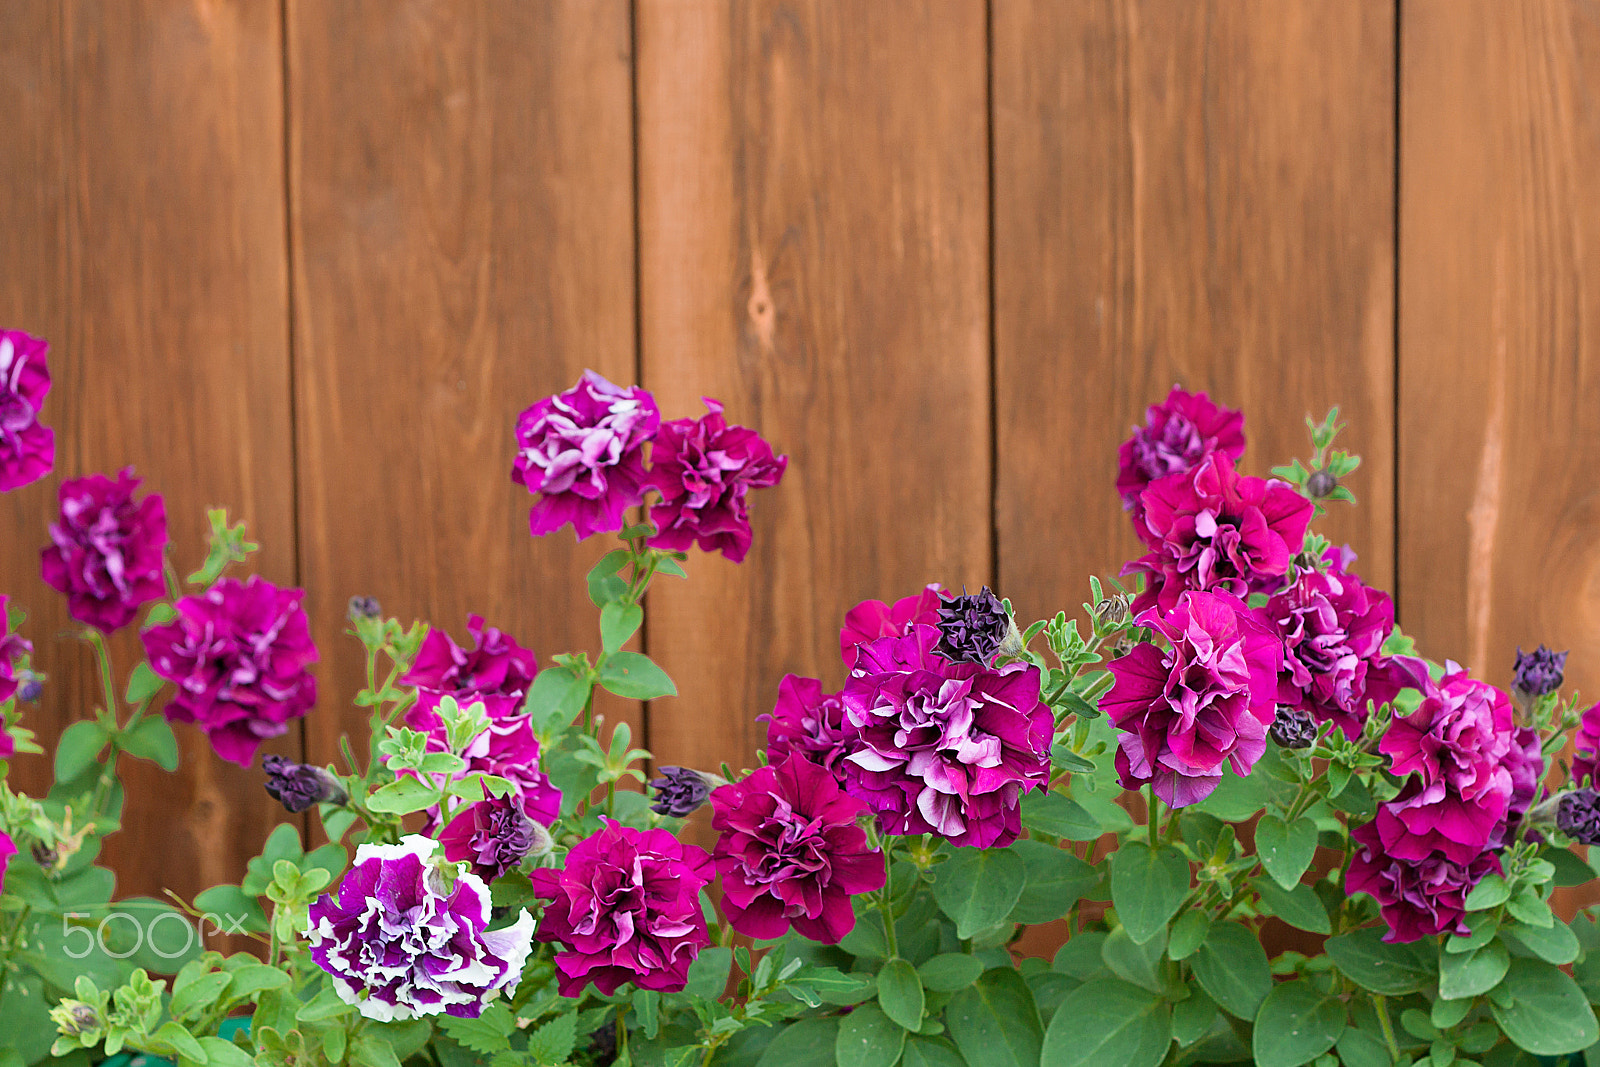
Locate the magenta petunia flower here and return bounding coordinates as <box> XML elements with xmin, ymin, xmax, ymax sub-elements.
<box><xmin>1571</xmin><ymin>702</ymin><xmax>1600</xmax><ymax>788</ymax></box>
<box><xmin>403</xmin><ymin>615</ymin><xmax>538</xmax><ymax>704</ymax></box>
<box><xmin>512</xmin><ymin>370</ymin><xmax>660</xmax><ymax>541</ymax></box>
<box><xmin>1117</xmin><ymin>386</ymin><xmax>1246</xmax><ymax>514</ymax></box>
<box><xmin>1122</xmin><ymin>453</ymin><xmax>1313</xmax><ymax>616</ymax></box>
<box><xmin>1502</xmin><ymin>725</ymin><xmax>1544</xmax><ymax>827</ymax></box>
<box><xmin>839</xmin><ymin>630</ymin><xmax>1050</xmax><ymax>848</ymax></box>
<box><xmin>1263</xmin><ymin>547</ymin><xmax>1398</xmax><ymax>740</ymax></box>
<box><xmin>1104</xmin><ymin>591</ymin><xmax>1282</xmax><ymax>808</ymax></box>
<box><xmin>438</xmin><ymin>795</ymin><xmax>540</xmax><ymax>882</ymax></box>
<box><xmin>142</xmin><ymin>576</ymin><xmax>318</xmax><ymax>767</ymax></box>
<box><xmin>839</xmin><ymin>584</ymin><xmax>943</xmax><ymax>670</ymax></box>
<box><xmin>402</xmin><ymin>692</ymin><xmax>562</xmax><ymax>830</ymax></box>
<box><xmin>0</xmin><ymin>830</ymin><xmax>14</xmax><ymax>891</ymax></box>
<box><xmin>760</xmin><ymin>674</ymin><xmax>852</xmax><ymax>774</ymax></box>
<box><xmin>530</xmin><ymin>819</ymin><xmax>713</xmax><ymax>997</ymax></box>
<box><xmin>0</xmin><ymin>595</ymin><xmax>29</xmax><ymax>706</ymax></box>
<box><xmin>645</xmin><ymin>398</ymin><xmax>787</xmax><ymax>563</ymax></box>
<box><xmin>710</xmin><ymin>755</ymin><xmax>886</xmax><ymax>943</ymax></box>
<box><xmin>1346</xmin><ymin>816</ymin><xmax>1502</xmax><ymax>943</ymax></box>
<box><xmin>307</xmin><ymin>835</ymin><xmax>534</xmax><ymax>1020</ymax></box>
<box><xmin>40</xmin><ymin>468</ymin><xmax>168</xmax><ymax>634</ymax></box>
<box><xmin>0</xmin><ymin>330</ymin><xmax>54</xmax><ymax>492</ymax></box>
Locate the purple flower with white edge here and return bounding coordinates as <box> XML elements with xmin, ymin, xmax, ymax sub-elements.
<box><xmin>1346</xmin><ymin>816</ymin><xmax>1501</xmax><ymax>943</ymax></box>
<box><xmin>648</xmin><ymin>766</ymin><xmax>720</xmax><ymax>818</ymax></box>
<box><xmin>403</xmin><ymin>614</ymin><xmax>538</xmax><ymax>704</ymax></box>
<box><xmin>1116</xmin><ymin>386</ymin><xmax>1245</xmax><ymax>514</ymax></box>
<box><xmin>646</xmin><ymin>398</ymin><xmax>787</xmax><ymax>563</ymax></box>
<box><xmin>1103</xmin><ymin>591</ymin><xmax>1282</xmax><ymax>808</ymax></box>
<box><xmin>1512</xmin><ymin>645</ymin><xmax>1568</xmax><ymax>698</ymax></box>
<box><xmin>0</xmin><ymin>595</ymin><xmax>29</xmax><ymax>706</ymax></box>
<box><xmin>512</xmin><ymin>371</ymin><xmax>659</xmax><ymax>541</ymax></box>
<box><xmin>41</xmin><ymin>468</ymin><xmax>168</xmax><ymax>634</ymax></box>
<box><xmin>141</xmin><ymin>576</ymin><xmax>318</xmax><ymax>767</ymax></box>
<box><xmin>306</xmin><ymin>835</ymin><xmax>533</xmax><ymax>1020</ymax></box>
<box><xmin>263</xmin><ymin>755</ymin><xmax>348</xmax><ymax>814</ymax></box>
<box><xmin>1558</xmin><ymin>789</ymin><xmax>1600</xmax><ymax>845</ymax></box>
<box><xmin>839</xmin><ymin>629</ymin><xmax>1051</xmax><ymax>848</ymax></box>
<box><xmin>438</xmin><ymin>795</ymin><xmax>546</xmax><ymax>881</ymax></box>
<box><xmin>760</xmin><ymin>674</ymin><xmax>852</xmax><ymax>773</ymax></box>
<box><xmin>0</xmin><ymin>330</ymin><xmax>54</xmax><ymax>492</ymax></box>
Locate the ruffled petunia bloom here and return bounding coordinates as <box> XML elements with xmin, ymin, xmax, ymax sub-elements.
<box><xmin>306</xmin><ymin>835</ymin><xmax>534</xmax><ymax>1020</ymax></box>
<box><xmin>710</xmin><ymin>755</ymin><xmax>886</xmax><ymax>943</ymax></box>
<box><xmin>41</xmin><ymin>469</ymin><xmax>168</xmax><ymax>634</ymax></box>
<box><xmin>1572</xmin><ymin>703</ymin><xmax>1600</xmax><ymax>787</ymax></box>
<box><xmin>1502</xmin><ymin>725</ymin><xmax>1544</xmax><ymax>828</ymax></box>
<box><xmin>839</xmin><ymin>629</ymin><xmax>1051</xmax><ymax>848</ymax></box>
<box><xmin>262</xmin><ymin>755</ymin><xmax>348</xmax><ymax>814</ymax></box>
<box><xmin>1346</xmin><ymin>817</ymin><xmax>1502</xmax><ymax>943</ymax></box>
<box><xmin>1116</xmin><ymin>386</ymin><xmax>1246</xmax><ymax>514</ymax></box>
<box><xmin>646</xmin><ymin>398</ymin><xmax>787</xmax><ymax>563</ymax></box>
<box><xmin>403</xmin><ymin>615</ymin><xmax>538</xmax><ymax>704</ymax></box>
<box><xmin>839</xmin><ymin>584</ymin><xmax>942</xmax><ymax>670</ymax></box>
<box><xmin>142</xmin><ymin>576</ymin><xmax>318</xmax><ymax>767</ymax></box>
<box><xmin>760</xmin><ymin>674</ymin><xmax>852</xmax><ymax>774</ymax></box>
<box><xmin>1512</xmin><ymin>645</ymin><xmax>1568</xmax><ymax>699</ymax></box>
<box><xmin>1263</xmin><ymin>547</ymin><xmax>1398</xmax><ymax>740</ymax></box>
<box><xmin>934</xmin><ymin>587</ymin><xmax>1015</xmax><ymax>665</ymax></box>
<box><xmin>512</xmin><ymin>371</ymin><xmax>660</xmax><ymax>541</ymax></box>
<box><xmin>1103</xmin><ymin>591</ymin><xmax>1282</xmax><ymax>808</ymax></box>
<box><xmin>438</xmin><ymin>795</ymin><xmax>544</xmax><ymax>882</ymax></box>
<box><xmin>0</xmin><ymin>830</ymin><xmax>14</xmax><ymax>891</ymax></box>
<box><xmin>530</xmin><ymin>820</ymin><xmax>713</xmax><ymax>997</ymax></box>
<box><xmin>1123</xmin><ymin>453</ymin><xmax>1313</xmax><ymax>616</ymax></box>
<box><xmin>403</xmin><ymin>693</ymin><xmax>562</xmax><ymax>830</ymax></box>
<box><xmin>0</xmin><ymin>595</ymin><xmax>29</xmax><ymax>706</ymax></box>
<box><xmin>0</xmin><ymin>330</ymin><xmax>54</xmax><ymax>492</ymax></box>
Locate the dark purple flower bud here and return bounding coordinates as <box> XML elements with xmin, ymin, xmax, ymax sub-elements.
<box><xmin>1269</xmin><ymin>705</ymin><xmax>1317</xmax><ymax>749</ymax></box>
<box><xmin>347</xmin><ymin>595</ymin><xmax>381</xmax><ymax>622</ymax></box>
<box><xmin>263</xmin><ymin>755</ymin><xmax>348</xmax><ymax>814</ymax></box>
<box><xmin>18</xmin><ymin>674</ymin><xmax>41</xmax><ymax>703</ymax></box>
<box><xmin>31</xmin><ymin>841</ymin><xmax>58</xmax><ymax>870</ymax></box>
<box><xmin>1306</xmin><ymin>470</ymin><xmax>1338</xmax><ymax>499</ymax></box>
<box><xmin>649</xmin><ymin>766</ymin><xmax>718</xmax><ymax>817</ymax></box>
<box><xmin>934</xmin><ymin>587</ymin><xmax>1012</xmax><ymax>665</ymax></box>
<box><xmin>1558</xmin><ymin>788</ymin><xmax>1600</xmax><ymax>846</ymax></box>
<box><xmin>1512</xmin><ymin>645</ymin><xmax>1568</xmax><ymax>698</ymax></box>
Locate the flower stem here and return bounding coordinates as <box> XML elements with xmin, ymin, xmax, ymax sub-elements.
<box><xmin>877</xmin><ymin>834</ymin><xmax>899</xmax><ymax>958</ymax></box>
<box><xmin>1147</xmin><ymin>786</ymin><xmax>1159</xmax><ymax>848</ymax></box>
<box><xmin>86</xmin><ymin>629</ymin><xmax>120</xmax><ymax>729</ymax></box>
<box><xmin>1374</xmin><ymin>995</ymin><xmax>1400</xmax><ymax>1059</ymax></box>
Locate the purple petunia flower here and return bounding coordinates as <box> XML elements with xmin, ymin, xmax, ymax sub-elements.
<box><xmin>307</xmin><ymin>835</ymin><xmax>534</xmax><ymax>1020</ymax></box>
<box><xmin>0</xmin><ymin>330</ymin><xmax>54</xmax><ymax>492</ymax></box>
<box><xmin>512</xmin><ymin>371</ymin><xmax>660</xmax><ymax>541</ymax></box>
<box><xmin>710</xmin><ymin>755</ymin><xmax>886</xmax><ymax>943</ymax></box>
<box><xmin>1122</xmin><ymin>453</ymin><xmax>1313</xmax><ymax>616</ymax></box>
<box><xmin>530</xmin><ymin>819</ymin><xmax>713</xmax><ymax>997</ymax></box>
<box><xmin>438</xmin><ymin>795</ymin><xmax>544</xmax><ymax>882</ymax></box>
<box><xmin>1103</xmin><ymin>591</ymin><xmax>1282</xmax><ymax>808</ymax></box>
<box><xmin>1116</xmin><ymin>386</ymin><xmax>1246</xmax><ymax>515</ymax></box>
<box><xmin>262</xmin><ymin>755</ymin><xmax>348</xmax><ymax>814</ymax></box>
<box><xmin>0</xmin><ymin>831</ymin><xmax>14</xmax><ymax>891</ymax></box>
<box><xmin>648</xmin><ymin>766</ymin><xmax>719</xmax><ymax>818</ymax></box>
<box><xmin>403</xmin><ymin>615</ymin><xmax>538</xmax><ymax>704</ymax></box>
<box><xmin>0</xmin><ymin>595</ymin><xmax>29</xmax><ymax>706</ymax></box>
<box><xmin>839</xmin><ymin>584</ymin><xmax>943</xmax><ymax>670</ymax></box>
<box><xmin>934</xmin><ymin>586</ymin><xmax>1015</xmax><ymax>665</ymax></box>
<box><xmin>1346</xmin><ymin>816</ymin><xmax>1502</xmax><ymax>943</ymax></box>
<box><xmin>41</xmin><ymin>468</ymin><xmax>168</xmax><ymax>634</ymax></box>
<box><xmin>839</xmin><ymin>627</ymin><xmax>1051</xmax><ymax>848</ymax></box>
<box><xmin>1500</xmin><ymin>726</ymin><xmax>1544</xmax><ymax>830</ymax></box>
<box><xmin>1572</xmin><ymin>703</ymin><xmax>1600</xmax><ymax>788</ymax></box>
<box><xmin>761</xmin><ymin>674</ymin><xmax>852</xmax><ymax>774</ymax></box>
<box><xmin>1263</xmin><ymin>547</ymin><xmax>1398</xmax><ymax>740</ymax></box>
<box><xmin>142</xmin><ymin>576</ymin><xmax>318</xmax><ymax>767</ymax></box>
<box><xmin>1512</xmin><ymin>645</ymin><xmax>1568</xmax><ymax>698</ymax></box>
<box><xmin>646</xmin><ymin>398</ymin><xmax>787</xmax><ymax>563</ymax></box>
<box><xmin>402</xmin><ymin>693</ymin><xmax>562</xmax><ymax>830</ymax></box>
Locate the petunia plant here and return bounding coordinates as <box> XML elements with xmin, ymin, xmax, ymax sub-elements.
<box><xmin>2</xmin><ymin>350</ymin><xmax>1600</xmax><ymax>1067</ymax></box>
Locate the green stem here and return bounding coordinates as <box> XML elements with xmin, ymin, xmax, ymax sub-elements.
<box><xmin>877</xmin><ymin>835</ymin><xmax>900</xmax><ymax>958</ymax></box>
<box><xmin>1374</xmin><ymin>995</ymin><xmax>1401</xmax><ymax>1060</ymax></box>
<box><xmin>86</xmin><ymin>629</ymin><xmax>120</xmax><ymax>729</ymax></box>
<box><xmin>1147</xmin><ymin>787</ymin><xmax>1159</xmax><ymax>848</ymax></box>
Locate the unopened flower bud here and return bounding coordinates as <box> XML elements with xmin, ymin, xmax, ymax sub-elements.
<box><xmin>1269</xmin><ymin>705</ymin><xmax>1317</xmax><ymax>749</ymax></box>
<box><xmin>31</xmin><ymin>841</ymin><xmax>59</xmax><ymax>871</ymax></box>
<box><xmin>263</xmin><ymin>755</ymin><xmax>348</xmax><ymax>813</ymax></box>
<box><xmin>1512</xmin><ymin>645</ymin><xmax>1568</xmax><ymax>699</ymax></box>
<box><xmin>347</xmin><ymin>595</ymin><xmax>382</xmax><ymax>623</ymax></box>
<box><xmin>1558</xmin><ymin>788</ymin><xmax>1600</xmax><ymax>845</ymax></box>
<box><xmin>18</xmin><ymin>673</ymin><xmax>42</xmax><ymax>702</ymax></box>
<box><xmin>1095</xmin><ymin>596</ymin><xmax>1130</xmax><ymax>630</ymax></box>
<box><xmin>648</xmin><ymin>766</ymin><xmax>724</xmax><ymax>817</ymax></box>
<box><xmin>1306</xmin><ymin>470</ymin><xmax>1337</xmax><ymax>498</ymax></box>
<box><xmin>49</xmin><ymin>1000</ymin><xmax>102</xmax><ymax>1037</ymax></box>
<box><xmin>935</xmin><ymin>587</ymin><xmax>1013</xmax><ymax>665</ymax></box>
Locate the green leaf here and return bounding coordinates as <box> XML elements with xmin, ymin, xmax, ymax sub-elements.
<box><xmin>1334</xmin><ymin>1028</ymin><xmax>1394</xmax><ymax>1067</ymax></box>
<box><xmin>169</xmin><ymin>971</ymin><xmax>232</xmax><ymax>1020</ymax></box>
<box><xmin>931</xmin><ymin>847</ymin><xmax>1027</xmax><ymax>939</ymax></box>
<box><xmin>194</xmin><ymin>1037</ymin><xmax>255</xmax><ymax>1067</ymax></box>
<box><xmin>1040</xmin><ymin>978</ymin><xmax>1170</xmax><ymax>1067</ymax></box>
<box><xmin>192</xmin><ymin>884</ymin><xmax>269</xmax><ymax>935</ymax></box>
<box><xmin>1465</xmin><ymin>873</ymin><xmax>1512</xmax><ymax>911</ymax></box>
<box><xmin>524</xmin><ymin>1012</ymin><xmax>578</xmax><ymax>1065</ymax></box>
<box><xmin>920</xmin><ymin>953</ymin><xmax>985</xmax><ymax>993</ymax></box>
<box><xmin>1255</xmin><ymin>813</ymin><xmax>1318</xmax><ymax>891</ymax></box>
<box><xmin>152</xmin><ymin>1022</ymin><xmax>207</xmax><ymax>1063</ymax></box>
<box><xmin>366</xmin><ymin>774</ymin><xmax>439</xmax><ymax>814</ymax></box>
<box><xmin>947</xmin><ymin>969</ymin><xmax>1045</xmax><ymax>1067</ymax></box>
<box><xmin>1193</xmin><ymin>760</ymin><xmax>1285</xmax><ymax>821</ymax></box>
<box><xmin>586</xmin><ymin>549</ymin><xmax>630</xmax><ymax>606</ymax></box>
<box><xmin>1021</xmin><ymin>791</ymin><xmax>1103</xmax><ymax>841</ymax></box>
<box><xmin>600</xmin><ymin>602</ymin><xmax>644</xmax><ymax>655</ymax></box>
<box><xmin>1507</xmin><ymin>887</ymin><xmax>1554</xmax><ymax>928</ymax></box>
<box><xmin>755</xmin><ymin>1018</ymin><xmax>840</xmax><ymax>1067</ymax></box>
<box><xmin>1169</xmin><ymin>911</ymin><xmax>1211</xmax><ymax>960</ymax></box>
<box><xmin>836</xmin><ymin>1003</ymin><xmax>906</xmax><ymax>1067</ymax></box>
<box><xmin>1053</xmin><ymin>931</ymin><xmax>1108</xmax><ymax>980</ymax></box>
<box><xmin>1171</xmin><ymin>985</ymin><xmax>1217</xmax><ymax>1047</ymax></box>
<box><xmin>522</xmin><ymin>665</ymin><xmax>592</xmax><ymax>730</ymax></box>
<box><xmin>1007</xmin><ymin>839</ymin><xmax>1098</xmax><ymax>924</ymax></box>
<box><xmin>596</xmin><ymin>651</ymin><xmax>677</xmax><ymax>700</ymax></box>
<box><xmin>1191</xmin><ymin>921</ymin><xmax>1272</xmax><ymax>1019</ymax></box>
<box><xmin>633</xmin><ymin>988</ymin><xmax>660</xmax><ymax>1039</ymax></box>
<box><xmin>1439</xmin><ymin>939</ymin><xmax>1509</xmax><ymax>999</ymax></box>
<box><xmin>877</xmin><ymin>958</ymin><xmax>926</xmax><ymax>1030</ymax></box>
<box><xmin>685</xmin><ymin>946</ymin><xmax>733</xmax><ymax>999</ymax></box>
<box><xmin>1491</xmin><ymin>957</ymin><xmax>1600</xmax><ymax>1055</ymax></box>
<box><xmin>119</xmin><ymin>714</ymin><xmax>179</xmax><ymax>771</ymax></box>
<box><xmin>438</xmin><ymin>1002</ymin><xmax>515</xmax><ymax>1055</ymax></box>
<box><xmin>901</xmin><ymin>1036</ymin><xmax>968</xmax><ymax>1067</ymax></box>
<box><xmin>1543</xmin><ymin>846</ymin><xmax>1593</xmax><ymax>887</ymax></box>
<box><xmin>1254</xmin><ymin>879</ymin><xmax>1331</xmax><ymax>935</ymax></box>
<box><xmin>1325</xmin><ymin>926</ymin><xmax>1437</xmax><ymax>996</ymax></box>
<box><xmin>1109</xmin><ymin>844</ymin><xmax>1190</xmax><ymax>945</ymax></box>
<box><xmin>1101</xmin><ymin>925</ymin><xmax>1166</xmax><ymax>993</ymax></box>
<box><xmin>125</xmin><ymin>662</ymin><xmax>165</xmax><ymax>704</ymax></box>
<box><xmin>55</xmin><ymin>720</ymin><xmax>108</xmax><ymax>782</ymax></box>
<box><xmin>1251</xmin><ymin>980</ymin><xmax>1346</xmax><ymax>1067</ymax></box>
<box><xmin>1501</xmin><ymin>918</ymin><xmax>1580</xmax><ymax>965</ymax></box>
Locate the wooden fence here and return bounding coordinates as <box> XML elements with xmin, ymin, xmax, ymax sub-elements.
<box><xmin>0</xmin><ymin>0</ymin><xmax>1596</xmax><ymax>915</ymax></box>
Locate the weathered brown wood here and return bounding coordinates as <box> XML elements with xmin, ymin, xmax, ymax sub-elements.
<box><xmin>993</xmin><ymin>0</ymin><xmax>1397</xmax><ymax>635</ymax></box>
<box><xmin>0</xmin><ymin>0</ymin><xmax>296</xmax><ymax>919</ymax></box>
<box><xmin>635</xmin><ymin>0</ymin><xmax>993</xmax><ymax>794</ymax></box>
<box><xmin>287</xmin><ymin>0</ymin><xmax>640</xmax><ymax>773</ymax></box>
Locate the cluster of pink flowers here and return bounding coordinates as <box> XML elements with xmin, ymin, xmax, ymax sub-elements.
<box><xmin>512</xmin><ymin>371</ymin><xmax>786</xmax><ymax>561</ymax></box>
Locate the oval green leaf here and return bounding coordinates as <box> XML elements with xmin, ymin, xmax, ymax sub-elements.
<box><xmin>1324</xmin><ymin>926</ymin><xmax>1436</xmax><ymax>996</ymax></box>
<box><xmin>1109</xmin><ymin>844</ymin><xmax>1190</xmax><ymax>945</ymax></box>
<box><xmin>931</xmin><ymin>848</ymin><xmax>1026</xmax><ymax>940</ymax></box>
<box><xmin>1438</xmin><ymin>938</ymin><xmax>1509</xmax><ymax>1000</ymax></box>
<box><xmin>1490</xmin><ymin>957</ymin><xmax>1600</xmax><ymax>1056</ymax></box>
<box><xmin>1251</xmin><ymin>980</ymin><xmax>1346</xmax><ymax>1067</ymax></box>
<box><xmin>836</xmin><ymin>1003</ymin><xmax>906</xmax><ymax>1067</ymax></box>
<box><xmin>1007</xmin><ymin>839</ymin><xmax>1097</xmax><ymax>924</ymax></box>
<box><xmin>946</xmin><ymin>969</ymin><xmax>1044</xmax><ymax>1067</ymax></box>
<box><xmin>596</xmin><ymin>651</ymin><xmax>677</xmax><ymax>700</ymax></box>
<box><xmin>877</xmin><ymin>958</ymin><xmax>925</xmax><ymax>1031</ymax></box>
<box><xmin>1255</xmin><ymin>813</ymin><xmax>1318</xmax><ymax>891</ymax></box>
<box><xmin>1040</xmin><ymin>977</ymin><xmax>1170</xmax><ymax>1067</ymax></box>
<box><xmin>919</xmin><ymin>953</ymin><xmax>985</xmax><ymax>993</ymax></box>
<box><xmin>1191</xmin><ymin>920</ymin><xmax>1272</xmax><ymax>1020</ymax></box>
<box><xmin>756</xmin><ymin>1018</ymin><xmax>840</xmax><ymax>1067</ymax></box>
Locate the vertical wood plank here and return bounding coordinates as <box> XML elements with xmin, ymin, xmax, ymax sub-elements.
<box><xmin>0</xmin><ymin>0</ymin><xmax>295</xmax><ymax>909</ymax></box>
<box><xmin>635</xmin><ymin>0</ymin><xmax>992</xmax><ymax>789</ymax></box>
<box><xmin>288</xmin><ymin>0</ymin><xmax>640</xmax><ymax>769</ymax></box>
<box><xmin>1400</xmin><ymin>3</ymin><xmax>1600</xmax><ymax>719</ymax></box>
<box><xmin>993</xmin><ymin>0</ymin><xmax>1397</xmax><ymax>633</ymax></box>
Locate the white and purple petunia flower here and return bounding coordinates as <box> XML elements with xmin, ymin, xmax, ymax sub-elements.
<box><xmin>0</xmin><ymin>329</ymin><xmax>54</xmax><ymax>492</ymax></box>
<box><xmin>306</xmin><ymin>836</ymin><xmax>533</xmax><ymax>1020</ymax></box>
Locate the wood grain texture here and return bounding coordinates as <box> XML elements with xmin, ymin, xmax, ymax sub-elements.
<box><xmin>1400</xmin><ymin>0</ymin><xmax>1600</xmax><ymax>707</ymax></box>
<box><xmin>0</xmin><ymin>0</ymin><xmax>295</xmax><ymax>912</ymax></box>
<box><xmin>635</xmin><ymin>0</ymin><xmax>992</xmax><ymax>791</ymax></box>
<box><xmin>993</xmin><ymin>0</ymin><xmax>1397</xmax><ymax>633</ymax></box>
<box><xmin>287</xmin><ymin>0</ymin><xmax>640</xmax><ymax>770</ymax></box>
